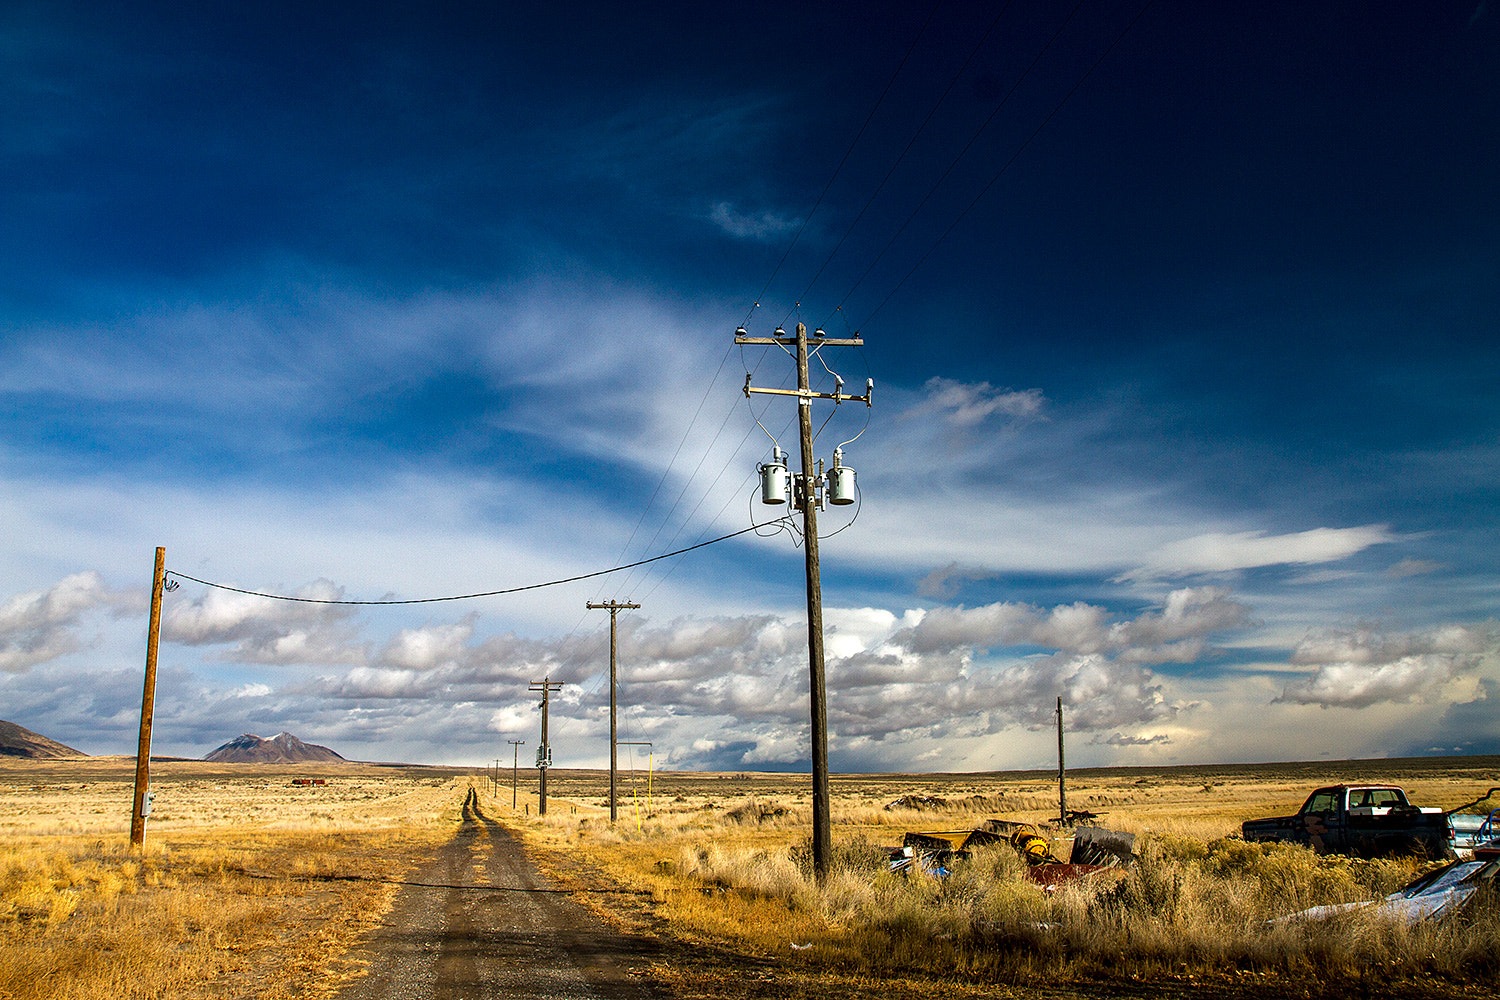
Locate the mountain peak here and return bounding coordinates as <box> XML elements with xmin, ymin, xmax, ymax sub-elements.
<box><xmin>204</xmin><ymin>732</ymin><xmax>344</xmax><ymax>764</ymax></box>
<box><xmin>0</xmin><ymin>720</ymin><xmax>88</xmax><ymax>759</ymax></box>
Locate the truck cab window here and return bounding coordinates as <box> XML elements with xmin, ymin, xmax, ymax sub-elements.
<box><xmin>1306</xmin><ymin>791</ymin><xmax>1337</xmax><ymax>816</ymax></box>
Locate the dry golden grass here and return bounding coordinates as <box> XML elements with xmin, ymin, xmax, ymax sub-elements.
<box><xmin>0</xmin><ymin>758</ymin><xmax>469</xmax><ymax>1000</ymax></box>
<box><xmin>506</xmin><ymin>757</ymin><xmax>1500</xmax><ymax>993</ymax></box>
<box><xmin>6</xmin><ymin>755</ymin><xmax>1497</xmax><ymax>998</ymax></box>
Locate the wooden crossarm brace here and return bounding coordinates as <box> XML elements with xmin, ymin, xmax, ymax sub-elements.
<box><xmin>735</xmin><ymin>336</ymin><xmax>863</xmax><ymax>347</ymax></box>
<box><xmin>744</xmin><ymin>374</ymin><xmax>872</xmax><ymax>406</ymax></box>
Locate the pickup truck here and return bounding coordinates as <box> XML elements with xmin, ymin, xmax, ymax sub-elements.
<box><xmin>1241</xmin><ymin>785</ymin><xmax>1455</xmax><ymax>860</ymax></box>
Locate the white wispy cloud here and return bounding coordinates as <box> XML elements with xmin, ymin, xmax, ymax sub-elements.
<box><xmin>708</xmin><ymin>202</ymin><xmax>800</xmax><ymax>241</ymax></box>
<box><xmin>1122</xmin><ymin>526</ymin><xmax>1397</xmax><ymax>580</ymax></box>
<box><xmin>903</xmin><ymin>377</ymin><xmax>1045</xmax><ymax>427</ymax></box>
<box><xmin>1386</xmin><ymin>558</ymin><xmax>1444</xmax><ymax>579</ymax></box>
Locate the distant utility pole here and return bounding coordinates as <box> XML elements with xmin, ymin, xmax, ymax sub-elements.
<box><xmin>587</xmin><ymin>600</ymin><xmax>640</xmax><ymax>823</ymax></box>
<box><xmin>1057</xmin><ymin>696</ymin><xmax>1068</xmax><ymax>824</ymax></box>
<box><xmin>529</xmin><ymin>678</ymin><xmax>564</xmax><ymax>815</ymax></box>
<box><xmin>492</xmin><ymin>758</ymin><xmax>500</xmax><ymax>798</ymax></box>
<box><xmin>508</xmin><ymin>739</ymin><xmax>524</xmax><ymax>808</ymax></box>
<box><xmin>736</xmin><ymin>321</ymin><xmax>871</xmax><ymax>878</ymax></box>
<box><xmin>130</xmin><ymin>547</ymin><xmax>169</xmax><ymax>848</ymax></box>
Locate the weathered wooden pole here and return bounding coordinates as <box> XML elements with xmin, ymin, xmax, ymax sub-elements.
<box><xmin>529</xmin><ymin>678</ymin><xmax>563</xmax><ymax>815</ymax></box>
<box><xmin>587</xmin><ymin>600</ymin><xmax>639</xmax><ymax>823</ymax></box>
<box><xmin>509</xmin><ymin>739</ymin><xmax>523</xmax><ymax>808</ymax></box>
<box><xmin>793</xmin><ymin>322</ymin><xmax>833</xmax><ymax>876</ymax></box>
<box><xmin>733</xmin><ymin>321</ymin><xmax>868</xmax><ymax>880</ymax></box>
<box><xmin>130</xmin><ymin>546</ymin><xmax>167</xmax><ymax>847</ymax></box>
<box><xmin>1057</xmin><ymin>696</ymin><xmax>1068</xmax><ymax>824</ymax></box>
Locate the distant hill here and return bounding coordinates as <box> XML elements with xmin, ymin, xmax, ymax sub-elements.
<box><xmin>0</xmin><ymin>720</ymin><xmax>89</xmax><ymax>759</ymax></box>
<box><xmin>204</xmin><ymin>732</ymin><xmax>346</xmax><ymax>764</ymax></box>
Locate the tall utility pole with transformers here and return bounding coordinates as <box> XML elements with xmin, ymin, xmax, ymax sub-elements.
<box><xmin>735</xmin><ymin>321</ymin><xmax>871</xmax><ymax>877</ymax></box>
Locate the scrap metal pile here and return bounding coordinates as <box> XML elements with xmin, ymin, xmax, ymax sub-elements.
<box><xmin>1280</xmin><ymin>842</ymin><xmax>1500</xmax><ymax>925</ymax></box>
<box><xmin>1448</xmin><ymin>786</ymin><xmax>1500</xmax><ymax>859</ymax></box>
<box><xmin>888</xmin><ymin>819</ymin><xmax>1135</xmax><ymax>890</ymax></box>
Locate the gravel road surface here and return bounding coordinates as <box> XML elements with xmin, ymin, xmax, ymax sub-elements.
<box><xmin>338</xmin><ymin>788</ymin><xmax>668</xmax><ymax>1000</ymax></box>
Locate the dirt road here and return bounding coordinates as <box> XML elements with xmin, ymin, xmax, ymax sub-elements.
<box><xmin>337</xmin><ymin>788</ymin><xmax>666</xmax><ymax>1000</ymax></box>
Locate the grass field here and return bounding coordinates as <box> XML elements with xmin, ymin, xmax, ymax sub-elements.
<box><xmin>0</xmin><ymin>757</ymin><xmax>467</xmax><ymax>1000</ymax></box>
<box><xmin>3</xmin><ymin>754</ymin><xmax>1497</xmax><ymax>999</ymax></box>
<box><xmin>506</xmin><ymin>756</ymin><xmax>1500</xmax><ymax>996</ymax></box>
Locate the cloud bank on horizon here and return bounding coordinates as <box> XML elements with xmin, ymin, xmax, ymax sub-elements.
<box><xmin>2</xmin><ymin>1</ymin><xmax>1497</xmax><ymax>769</ymax></box>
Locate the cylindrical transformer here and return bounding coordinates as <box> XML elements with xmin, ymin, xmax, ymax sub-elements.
<box><xmin>827</xmin><ymin>464</ymin><xmax>855</xmax><ymax>504</ymax></box>
<box><xmin>760</xmin><ymin>454</ymin><xmax>789</xmax><ymax>504</ymax></box>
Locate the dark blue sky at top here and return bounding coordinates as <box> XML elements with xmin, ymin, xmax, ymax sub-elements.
<box><xmin>9</xmin><ymin>0</ymin><xmax>1496</xmax><ymax>446</ymax></box>
<box><xmin>4</xmin><ymin>0</ymin><xmax>1496</xmax><ymax>552</ymax></box>
<box><xmin>3</xmin><ymin>1</ymin><xmax>1498</xmax><ymax>766</ymax></box>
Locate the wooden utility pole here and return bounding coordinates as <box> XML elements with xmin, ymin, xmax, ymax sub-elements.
<box><xmin>1057</xmin><ymin>696</ymin><xmax>1068</xmax><ymax>824</ymax></box>
<box><xmin>529</xmin><ymin>678</ymin><xmax>563</xmax><ymax>815</ymax></box>
<box><xmin>130</xmin><ymin>546</ymin><xmax>167</xmax><ymax>848</ymax></box>
<box><xmin>587</xmin><ymin>599</ymin><xmax>639</xmax><ymax>823</ymax></box>
<box><xmin>736</xmin><ymin>322</ymin><xmax>869</xmax><ymax>878</ymax></box>
<box><xmin>508</xmin><ymin>739</ymin><xmax>523</xmax><ymax>808</ymax></box>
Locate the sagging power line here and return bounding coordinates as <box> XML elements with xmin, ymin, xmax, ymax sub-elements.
<box><xmin>164</xmin><ymin>518</ymin><xmax>792</xmax><ymax>606</ymax></box>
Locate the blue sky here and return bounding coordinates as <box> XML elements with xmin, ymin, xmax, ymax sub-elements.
<box><xmin>3</xmin><ymin>0</ymin><xmax>1497</xmax><ymax>771</ymax></box>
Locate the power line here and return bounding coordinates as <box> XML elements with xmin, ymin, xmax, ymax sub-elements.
<box><xmin>618</xmin><ymin>399</ymin><xmax>803</xmax><ymax>599</ymax></box>
<box><xmin>588</xmin><ymin>338</ymin><xmax>796</xmax><ymax>609</ymax></box>
<box><xmin>605</xmin><ymin>342</ymin><xmax>736</xmax><ymax>574</ymax></box>
<box><xmin>165</xmin><ymin>518</ymin><xmax>793</xmax><ymax>606</ymax></box>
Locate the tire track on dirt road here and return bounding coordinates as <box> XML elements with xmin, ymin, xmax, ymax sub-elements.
<box><xmin>338</xmin><ymin>788</ymin><xmax>667</xmax><ymax>1000</ymax></box>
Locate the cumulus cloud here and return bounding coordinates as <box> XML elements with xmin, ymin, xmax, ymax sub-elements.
<box><xmin>829</xmin><ymin>649</ymin><xmax>1181</xmax><ymax>740</ymax></box>
<box><xmin>1124</xmin><ymin>525</ymin><xmax>1396</xmax><ymax>579</ymax></box>
<box><xmin>312</xmin><ymin>665</ymin><xmax>436</xmax><ymax>700</ymax></box>
<box><xmin>757</xmin><ymin>588</ymin><xmax>1256</xmax><ymax>752</ymax></box>
<box><xmin>1111</xmin><ymin>587</ymin><xmax>1251</xmax><ymax>664</ymax></box>
<box><xmin>377</xmin><ymin>617</ymin><xmax>477</xmax><ymax>670</ymax></box>
<box><xmin>893</xmin><ymin>587</ymin><xmax>1247</xmax><ymax>665</ymax></box>
<box><xmin>162</xmin><ymin>580</ymin><xmax>368</xmax><ymax>665</ymax></box>
<box><xmin>1276</xmin><ymin>657</ymin><xmax>1461</xmax><ymax>709</ymax></box>
<box><xmin>1277</xmin><ymin>622</ymin><xmax>1498</xmax><ymax>708</ymax></box>
<box><xmin>1431</xmin><ymin>678</ymin><xmax>1500</xmax><ymax>754</ymax></box>
<box><xmin>307</xmin><ymin>626</ymin><xmax>592</xmax><ymax>702</ymax></box>
<box><xmin>0</xmin><ymin>572</ymin><xmax>142</xmax><ymax>672</ymax></box>
<box><xmin>1</xmin><ymin>570</ymin><xmax>1356</xmax><ymax>767</ymax></box>
<box><xmin>1101</xmin><ymin>732</ymin><xmax>1171</xmax><ymax>746</ymax></box>
<box><xmin>799</xmin><ymin>589</ymin><xmax>1246</xmax><ymax>749</ymax></box>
